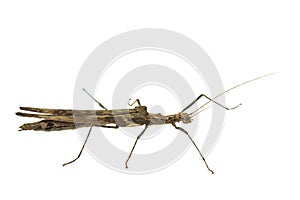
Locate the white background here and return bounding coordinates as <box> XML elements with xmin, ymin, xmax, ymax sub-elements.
<box><xmin>1</xmin><ymin>0</ymin><xmax>300</xmax><ymax>199</ymax></box>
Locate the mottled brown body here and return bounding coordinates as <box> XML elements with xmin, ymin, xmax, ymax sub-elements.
<box><xmin>16</xmin><ymin>106</ymin><xmax>190</xmax><ymax>131</ymax></box>
<box><xmin>15</xmin><ymin>73</ymin><xmax>274</xmax><ymax>174</ymax></box>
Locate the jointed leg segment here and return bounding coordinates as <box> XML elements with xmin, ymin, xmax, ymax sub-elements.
<box><xmin>125</xmin><ymin>125</ymin><xmax>149</xmax><ymax>168</ymax></box>
<box><xmin>62</xmin><ymin>125</ymin><xmax>119</xmax><ymax>167</ymax></box>
<box><xmin>172</xmin><ymin>123</ymin><xmax>214</xmax><ymax>174</ymax></box>
<box><xmin>182</xmin><ymin>93</ymin><xmax>241</xmax><ymax>112</ymax></box>
<box><xmin>128</xmin><ymin>98</ymin><xmax>141</xmax><ymax>107</ymax></box>
<box><xmin>62</xmin><ymin>126</ymin><xmax>94</xmax><ymax>167</ymax></box>
<box><xmin>82</xmin><ymin>88</ymin><xmax>108</xmax><ymax>110</ymax></box>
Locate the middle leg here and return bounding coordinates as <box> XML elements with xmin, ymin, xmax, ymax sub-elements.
<box><xmin>125</xmin><ymin>125</ymin><xmax>149</xmax><ymax>168</ymax></box>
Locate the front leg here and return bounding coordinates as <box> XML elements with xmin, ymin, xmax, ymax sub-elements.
<box><xmin>182</xmin><ymin>93</ymin><xmax>241</xmax><ymax>112</ymax></box>
<box><xmin>172</xmin><ymin>123</ymin><xmax>214</xmax><ymax>174</ymax></box>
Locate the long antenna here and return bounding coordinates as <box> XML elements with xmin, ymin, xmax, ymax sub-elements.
<box><xmin>190</xmin><ymin>72</ymin><xmax>278</xmax><ymax>117</ymax></box>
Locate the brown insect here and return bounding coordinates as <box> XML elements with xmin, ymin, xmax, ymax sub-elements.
<box><xmin>16</xmin><ymin>73</ymin><xmax>275</xmax><ymax>174</ymax></box>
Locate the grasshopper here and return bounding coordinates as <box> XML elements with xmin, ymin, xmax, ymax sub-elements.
<box><xmin>16</xmin><ymin>73</ymin><xmax>275</xmax><ymax>174</ymax></box>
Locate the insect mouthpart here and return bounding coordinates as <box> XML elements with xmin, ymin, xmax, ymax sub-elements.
<box><xmin>176</xmin><ymin>112</ymin><xmax>193</xmax><ymax>124</ymax></box>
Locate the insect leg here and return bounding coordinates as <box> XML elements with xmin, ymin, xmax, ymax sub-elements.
<box><xmin>182</xmin><ymin>93</ymin><xmax>241</xmax><ymax>112</ymax></box>
<box><xmin>62</xmin><ymin>126</ymin><xmax>94</xmax><ymax>167</ymax></box>
<box><xmin>128</xmin><ymin>98</ymin><xmax>141</xmax><ymax>106</ymax></box>
<box><xmin>172</xmin><ymin>123</ymin><xmax>214</xmax><ymax>174</ymax></box>
<box><xmin>125</xmin><ymin>125</ymin><xmax>149</xmax><ymax>168</ymax></box>
<box><xmin>82</xmin><ymin>88</ymin><xmax>108</xmax><ymax>110</ymax></box>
